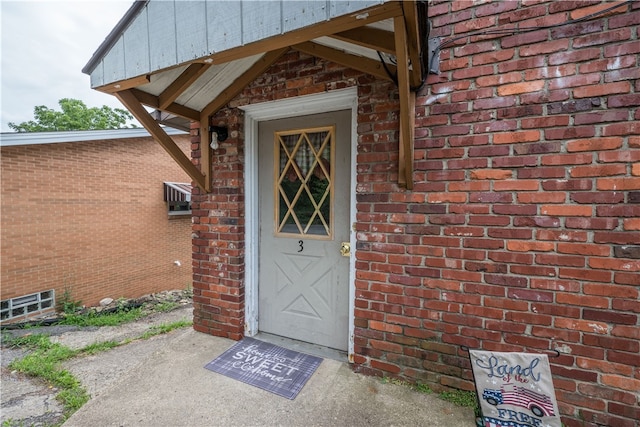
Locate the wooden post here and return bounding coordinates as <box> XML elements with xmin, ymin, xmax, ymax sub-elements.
<box><xmin>394</xmin><ymin>15</ymin><xmax>415</xmax><ymax>189</ymax></box>
<box><xmin>200</xmin><ymin>115</ymin><xmax>211</xmax><ymax>193</ymax></box>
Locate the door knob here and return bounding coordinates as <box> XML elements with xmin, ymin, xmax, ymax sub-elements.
<box><xmin>340</xmin><ymin>242</ymin><xmax>351</xmax><ymax>257</ymax></box>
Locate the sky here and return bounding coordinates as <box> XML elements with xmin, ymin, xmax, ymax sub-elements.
<box><xmin>1</xmin><ymin>0</ymin><xmax>135</xmax><ymax>132</ymax></box>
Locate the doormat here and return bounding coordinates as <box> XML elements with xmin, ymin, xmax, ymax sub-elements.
<box><xmin>204</xmin><ymin>337</ymin><xmax>323</xmax><ymax>400</ymax></box>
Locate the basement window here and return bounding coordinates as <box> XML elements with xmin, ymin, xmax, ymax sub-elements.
<box><xmin>164</xmin><ymin>182</ymin><xmax>192</xmax><ymax>216</ymax></box>
<box><xmin>1</xmin><ymin>290</ymin><xmax>55</xmax><ymax>321</ymax></box>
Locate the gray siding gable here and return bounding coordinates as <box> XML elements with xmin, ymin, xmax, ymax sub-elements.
<box><xmin>85</xmin><ymin>0</ymin><xmax>384</xmax><ymax>88</ymax></box>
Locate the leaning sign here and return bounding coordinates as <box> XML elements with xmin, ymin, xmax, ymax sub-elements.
<box><xmin>470</xmin><ymin>350</ymin><xmax>561</xmax><ymax>427</ymax></box>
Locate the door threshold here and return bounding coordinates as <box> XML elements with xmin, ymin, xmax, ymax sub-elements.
<box><xmin>255</xmin><ymin>332</ymin><xmax>348</xmax><ymax>363</ymax></box>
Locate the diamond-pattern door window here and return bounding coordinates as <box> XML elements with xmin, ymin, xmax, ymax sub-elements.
<box><xmin>275</xmin><ymin>126</ymin><xmax>334</xmax><ymax>238</ymax></box>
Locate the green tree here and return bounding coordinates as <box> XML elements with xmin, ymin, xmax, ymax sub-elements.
<box><xmin>8</xmin><ymin>98</ymin><xmax>136</xmax><ymax>132</ymax></box>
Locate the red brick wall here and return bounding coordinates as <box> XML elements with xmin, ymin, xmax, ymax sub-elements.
<box><xmin>191</xmin><ymin>117</ymin><xmax>247</xmax><ymax>339</ymax></box>
<box><xmin>191</xmin><ymin>1</ymin><xmax>639</xmax><ymax>425</ymax></box>
<box><xmin>1</xmin><ymin>134</ymin><xmax>193</xmax><ymax>314</ymax></box>
<box><xmin>408</xmin><ymin>3</ymin><xmax>639</xmax><ymax>426</ymax></box>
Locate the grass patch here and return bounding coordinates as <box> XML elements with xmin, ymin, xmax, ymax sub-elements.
<box><xmin>439</xmin><ymin>389</ymin><xmax>479</xmax><ymax>408</ymax></box>
<box><xmin>57</xmin><ymin>387</ymin><xmax>90</xmax><ymax>413</ymax></box>
<box><xmin>154</xmin><ymin>301</ymin><xmax>179</xmax><ymax>312</ymax></box>
<box><xmin>7</xmin><ymin>334</ymin><xmax>89</xmax><ymax>419</ymax></box>
<box><xmin>4</xmin><ymin>333</ymin><xmax>52</xmax><ymax>350</ymax></box>
<box><xmin>439</xmin><ymin>390</ymin><xmax>483</xmax><ymax>423</ymax></box>
<box><xmin>139</xmin><ymin>320</ymin><xmax>193</xmax><ymax>339</ymax></box>
<box><xmin>380</xmin><ymin>377</ymin><xmax>432</xmax><ymax>394</ymax></box>
<box><xmin>80</xmin><ymin>340</ymin><xmax>120</xmax><ymax>355</ymax></box>
<box><xmin>414</xmin><ymin>382</ymin><xmax>432</xmax><ymax>394</ymax></box>
<box><xmin>380</xmin><ymin>376</ymin><xmax>409</xmax><ymax>386</ymax></box>
<box><xmin>58</xmin><ymin>306</ymin><xmax>145</xmax><ymax>327</ymax></box>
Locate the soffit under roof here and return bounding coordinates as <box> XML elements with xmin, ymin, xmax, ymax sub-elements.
<box><xmin>137</xmin><ymin>54</ymin><xmax>265</xmax><ymax>112</ymax></box>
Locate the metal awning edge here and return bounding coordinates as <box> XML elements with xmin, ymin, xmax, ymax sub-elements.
<box><xmin>164</xmin><ymin>182</ymin><xmax>192</xmax><ymax>203</ymax></box>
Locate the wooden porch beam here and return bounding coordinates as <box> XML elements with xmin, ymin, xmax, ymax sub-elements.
<box><xmin>201</xmin><ymin>48</ymin><xmax>289</xmax><ymax>118</ymax></box>
<box><xmin>98</xmin><ymin>74</ymin><xmax>151</xmax><ymax>94</ymax></box>
<box><xmin>159</xmin><ymin>63</ymin><xmax>211</xmax><ymax>110</ymax></box>
<box><xmin>293</xmin><ymin>41</ymin><xmax>396</xmax><ymax>82</ymax></box>
<box><xmin>394</xmin><ymin>16</ymin><xmax>414</xmax><ymax>189</ymax></box>
<box><xmin>129</xmin><ymin>88</ymin><xmax>200</xmax><ymax>121</ymax></box>
<box><xmin>115</xmin><ymin>89</ymin><xmax>208</xmax><ymax>191</ymax></box>
<box><xmin>329</xmin><ymin>27</ymin><xmax>396</xmax><ymax>54</ymax></box>
<box><xmin>402</xmin><ymin>2</ymin><xmax>423</xmax><ymax>89</ymax></box>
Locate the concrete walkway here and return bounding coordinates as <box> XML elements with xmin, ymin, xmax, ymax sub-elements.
<box><xmin>63</xmin><ymin>327</ymin><xmax>475</xmax><ymax>426</ymax></box>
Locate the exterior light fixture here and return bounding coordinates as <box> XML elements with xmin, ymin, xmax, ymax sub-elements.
<box><xmin>209</xmin><ymin>126</ymin><xmax>228</xmax><ymax>150</ymax></box>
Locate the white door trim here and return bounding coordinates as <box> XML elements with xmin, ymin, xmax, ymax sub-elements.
<box><xmin>240</xmin><ymin>87</ymin><xmax>358</xmax><ymax>359</ymax></box>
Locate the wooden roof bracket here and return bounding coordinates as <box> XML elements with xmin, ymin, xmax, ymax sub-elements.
<box><xmin>201</xmin><ymin>48</ymin><xmax>289</xmax><ymax>118</ymax></box>
<box><xmin>196</xmin><ymin>48</ymin><xmax>290</xmax><ymax>194</ymax></box>
<box><xmin>115</xmin><ymin>89</ymin><xmax>209</xmax><ymax>191</ymax></box>
<box><xmin>293</xmin><ymin>41</ymin><xmax>396</xmax><ymax>82</ymax></box>
<box><xmin>159</xmin><ymin>63</ymin><xmax>211</xmax><ymax>110</ymax></box>
<box><xmin>394</xmin><ymin>14</ymin><xmax>415</xmax><ymax>190</ymax></box>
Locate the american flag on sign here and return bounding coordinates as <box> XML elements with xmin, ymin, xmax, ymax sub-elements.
<box><xmin>499</xmin><ymin>384</ymin><xmax>556</xmax><ymax>417</ymax></box>
<box><xmin>484</xmin><ymin>417</ymin><xmax>520</xmax><ymax>427</ymax></box>
<box><xmin>484</xmin><ymin>417</ymin><xmax>513</xmax><ymax>427</ymax></box>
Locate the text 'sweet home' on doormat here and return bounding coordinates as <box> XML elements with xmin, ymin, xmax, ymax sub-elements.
<box><xmin>204</xmin><ymin>337</ymin><xmax>323</xmax><ymax>399</ymax></box>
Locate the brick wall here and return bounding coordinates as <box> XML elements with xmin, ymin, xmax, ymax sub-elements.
<box><xmin>407</xmin><ymin>3</ymin><xmax>639</xmax><ymax>426</ymax></box>
<box><xmin>191</xmin><ymin>116</ymin><xmax>247</xmax><ymax>339</ymax></box>
<box><xmin>1</xmin><ymin>134</ymin><xmax>193</xmax><ymax>315</ymax></box>
<box><xmin>191</xmin><ymin>1</ymin><xmax>639</xmax><ymax>425</ymax></box>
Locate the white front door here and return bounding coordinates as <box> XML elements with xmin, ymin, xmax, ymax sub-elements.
<box><xmin>258</xmin><ymin>110</ymin><xmax>351</xmax><ymax>351</ymax></box>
